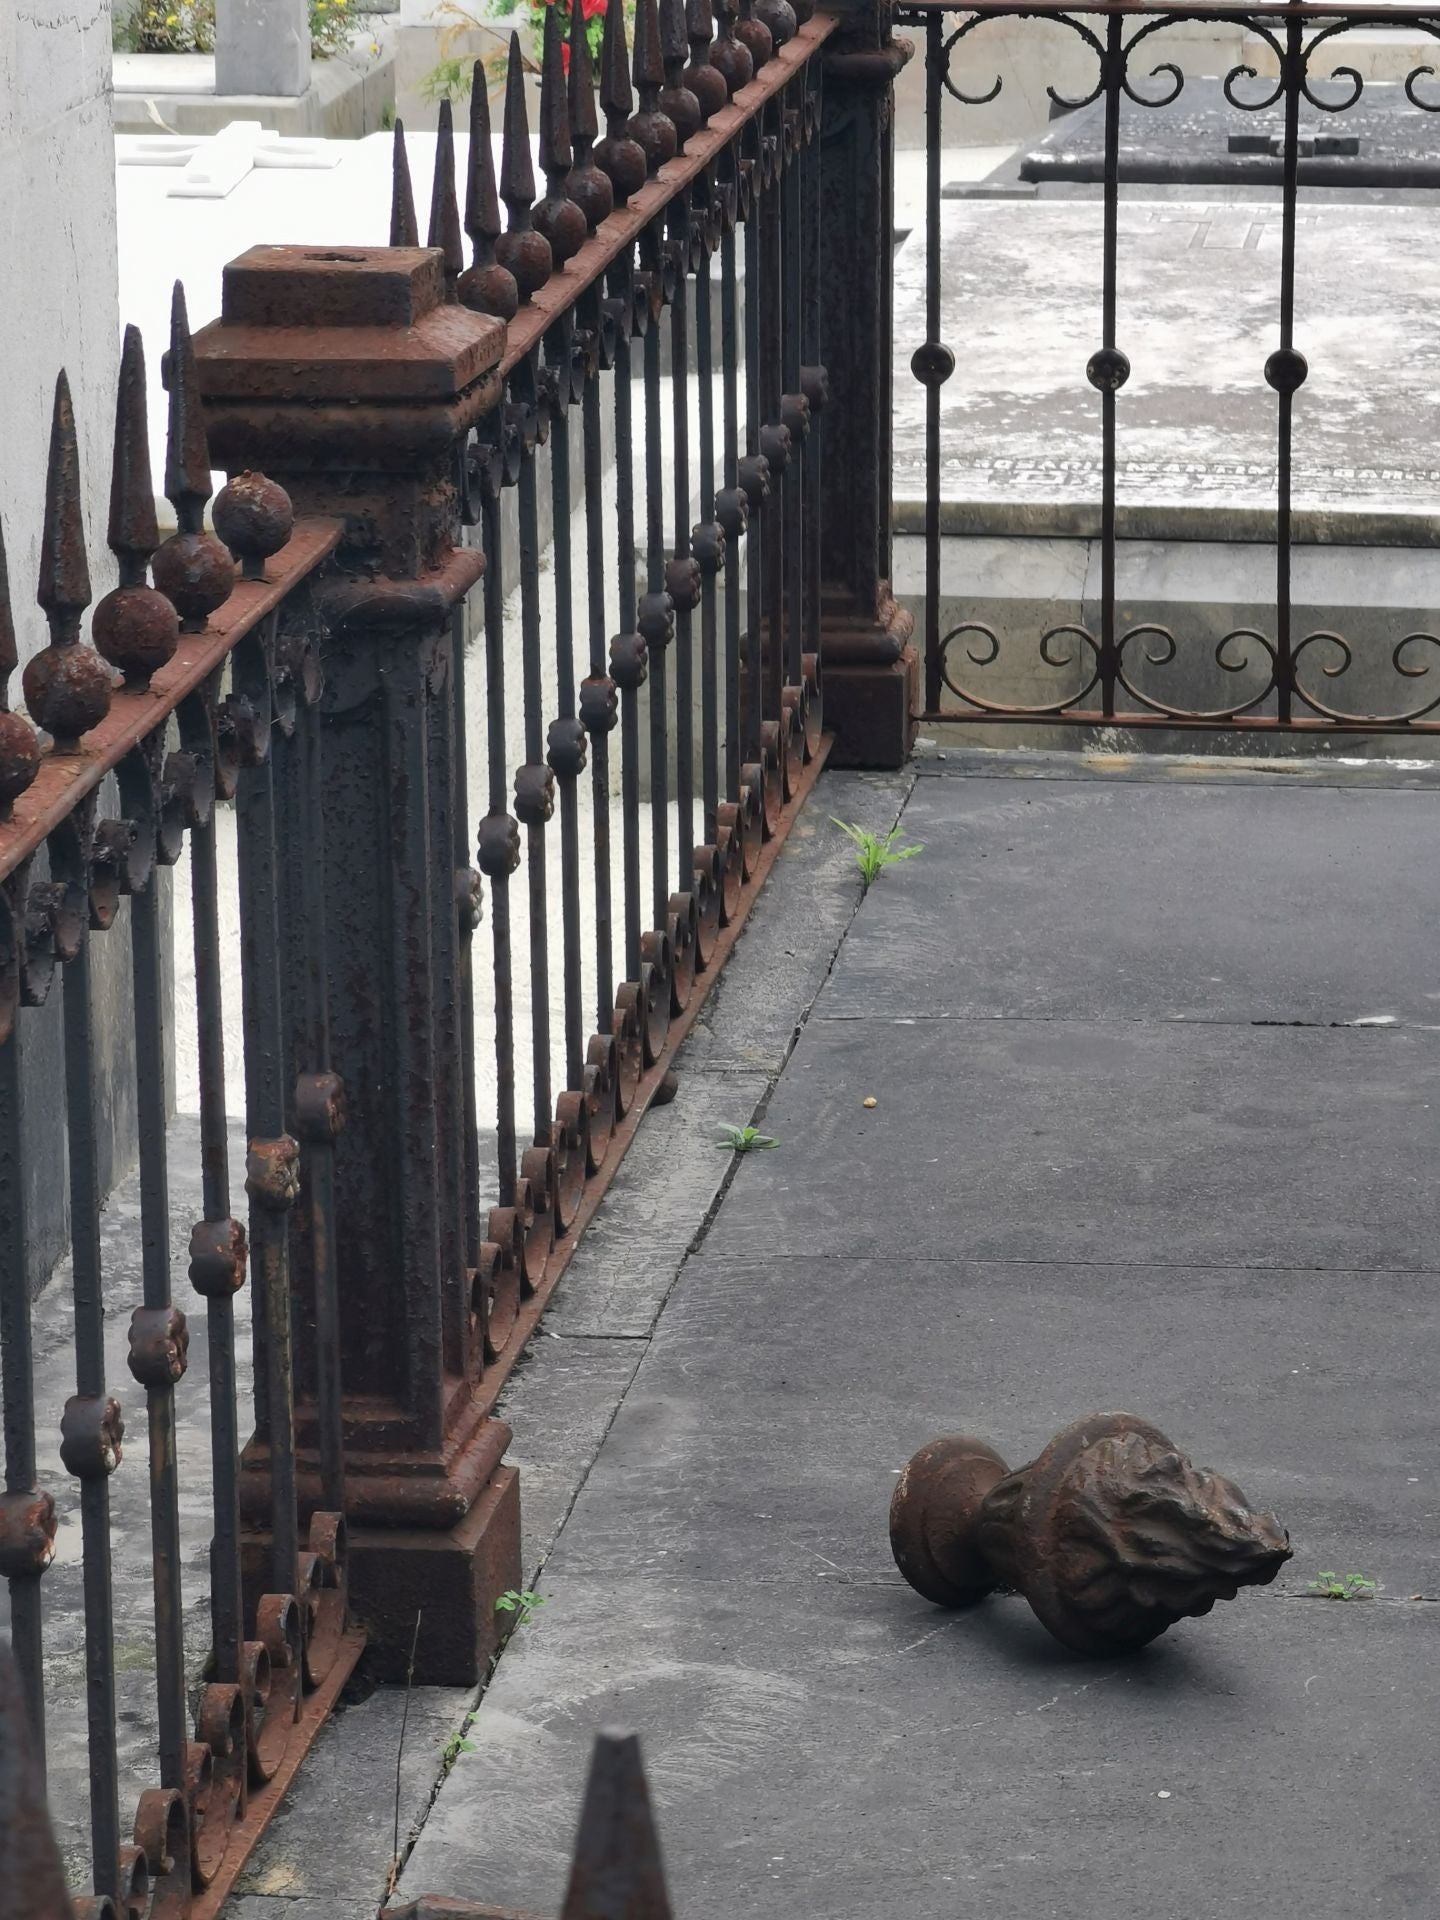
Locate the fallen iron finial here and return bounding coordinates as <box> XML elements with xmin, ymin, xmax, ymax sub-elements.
<box><xmin>890</xmin><ymin>1412</ymin><xmax>1292</xmax><ymax>1654</ymax></box>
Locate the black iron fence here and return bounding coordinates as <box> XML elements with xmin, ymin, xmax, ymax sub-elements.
<box><xmin>0</xmin><ymin>0</ymin><xmax>917</xmax><ymax>1907</ymax></box>
<box><xmin>897</xmin><ymin>0</ymin><xmax>1440</xmax><ymax>732</ymax></box>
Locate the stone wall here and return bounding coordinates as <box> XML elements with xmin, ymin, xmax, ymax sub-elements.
<box><xmin>1</xmin><ymin>2</ymin><xmax>149</xmax><ymax>1292</ymax></box>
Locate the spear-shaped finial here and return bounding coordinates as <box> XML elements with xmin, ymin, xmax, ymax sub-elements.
<box><xmin>0</xmin><ymin>517</ymin><xmax>40</xmax><ymax>815</ymax></box>
<box><xmin>390</xmin><ymin>118</ymin><xmax>420</xmax><ymax>246</ymax></box>
<box><xmin>493</xmin><ymin>32</ymin><xmax>554</xmax><ymax>302</ymax></box>
<box><xmin>710</xmin><ymin>0</ymin><xmax>754</xmax><ymax>96</ymax></box>
<box><xmin>92</xmin><ymin>323</ymin><xmax>180</xmax><ymax>685</ymax></box>
<box><xmin>22</xmin><ymin>370</ymin><xmax>112</xmax><ymax>749</ymax></box>
<box><xmin>534</xmin><ymin>1</ymin><xmax>589</xmax><ymax>270</ymax></box>
<box><xmin>735</xmin><ymin>0</ymin><xmax>774</xmax><ymax>72</ymax></box>
<box><xmin>151</xmin><ymin>282</ymin><xmax>236</xmax><ymax>633</ymax></box>
<box><xmin>460</xmin><ymin>65</ymin><xmax>520</xmax><ymax>319</ymax></box>
<box><xmin>567</xmin><ymin>0</ymin><xmax>614</xmax><ymax>232</ymax></box>
<box><xmin>684</xmin><ymin>0</ymin><xmax>727</xmax><ymax>122</ymax></box>
<box><xmin>558</xmin><ymin>1730</ymin><xmax>675</xmax><ymax>1920</ymax></box>
<box><xmin>630</xmin><ymin>0</ymin><xmax>678</xmax><ymax>174</ymax></box>
<box><xmin>594</xmin><ymin>0</ymin><xmax>647</xmax><ymax>205</ymax></box>
<box><xmin>658</xmin><ymin>0</ymin><xmax>702</xmax><ymax>146</ymax></box>
<box><xmin>428</xmin><ymin>98</ymin><xmax>466</xmax><ymax>300</ymax></box>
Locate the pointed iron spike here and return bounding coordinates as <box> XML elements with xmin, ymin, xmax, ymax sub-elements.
<box><xmin>391</xmin><ymin>118</ymin><xmax>420</xmax><ymax>247</ymax></box>
<box><xmin>0</xmin><ymin>514</ymin><xmax>15</xmax><ymax>687</ymax></box>
<box><xmin>164</xmin><ymin>281</ymin><xmax>213</xmax><ymax>531</ymax></box>
<box><xmin>633</xmin><ymin>0</ymin><xmax>665</xmax><ymax>92</ymax></box>
<box><xmin>600</xmin><ymin>0</ymin><xmax>635</xmax><ymax>122</ymax></box>
<box><xmin>37</xmin><ymin>369</ymin><xmax>93</xmax><ymax>629</ymax></box>
<box><xmin>660</xmin><ymin>0</ymin><xmax>688</xmax><ymax>70</ymax></box>
<box><xmin>687</xmin><ymin>0</ymin><xmax>711</xmax><ymax>46</ymax></box>
<box><xmin>539</xmin><ymin>0</ymin><xmax>573</xmax><ymax>178</ymax></box>
<box><xmin>108</xmin><ymin>323</ymin><xmax>160</xmax><ymax>584</ymax></box>
<box><xmin>465</xmin><ymin>71</ymin><xmax>503</xmax><ymax>252</ymax></box>
<box><xmin>559</xmin><ymin>1729</ymin><xmax>675</xmax><ymax>1920</ymax></box>
<box><xmin>429</xmin><ymin>97</ymin><xmax>465</xmax><ymax>296</ymax></box>
<box><xmin>569</xmin><ymin>0</ymin><xmax>599</xmax><ymax>145</ymax></box>
<box><xmin>501</xmin><ymin>31</ymin><xmax>538</xmax><ymax>212</ymax></box>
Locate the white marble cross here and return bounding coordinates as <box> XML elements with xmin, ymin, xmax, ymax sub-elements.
<box><xmin>116</xmin><ymin>121</ymin><xmax>342</xmax><ymax>199</ymax></box>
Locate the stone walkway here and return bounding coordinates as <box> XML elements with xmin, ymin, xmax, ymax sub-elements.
<box><xmin>375</xmin><ymin>749</ymin><xmax>1440</xmax><ymax>1920</ymax></box>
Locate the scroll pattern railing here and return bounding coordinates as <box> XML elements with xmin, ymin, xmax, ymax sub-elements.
<box><xmin>898</xmin><ymin>0</ymin><xmax>1440</xmax><ymax>732</ymax></box>
<box><xmin>0</xmin><ymin>0</ymin><xmax>836</xmax><ymax>1909</ymax></box>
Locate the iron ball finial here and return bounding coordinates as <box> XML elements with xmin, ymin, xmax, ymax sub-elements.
<box><xmin>890</xmin><ymin>1412</ymin><xmax>1292</xmax><ymax>1654</ymax></box>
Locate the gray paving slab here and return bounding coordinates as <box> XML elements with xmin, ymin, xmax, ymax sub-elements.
<box><xmin>702</xmin><ymin>1016</ymin><xmax>1440</xmax><ymax>1271</ymax></box>
<box><xmin>393</xmin><ymin>760</ymin><xmax>1440</xmax><ymax>1920</ymax></box>
<box><xmin>400</xmin><ymin>1573</ymin><xmax>1439</xmax><ymax>1920</ymax></box>
<box><xmin>821</xmin><ymin>776</ymin><xmax>1440</xmax><ymax>1025</ymax></box>
<box><xmin>674</xmin><ymin>770</ymin><xmax>913</xmax><ymax>1074</ymax></box>
<box><xmin>532</xmin><ymin>1254</ymin><xmax>1439</xmax><ymax>1592</ymax></box>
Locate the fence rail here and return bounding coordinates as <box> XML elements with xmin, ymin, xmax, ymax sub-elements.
<box><xmin>898</xmin><ymin>0</ymin><xmax>1440</xmax><ymax>730</ymax></box>
<box><xmin>0</xmin><ymin>0</ymin><xmax>860</xmax><ymax>1906</ymax></box>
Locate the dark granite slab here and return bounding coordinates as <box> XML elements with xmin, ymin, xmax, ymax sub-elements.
<box><xmin>1023</xmin><ymin>77</ymin><xmax>1440</xmax><ymax>187</ymax></box>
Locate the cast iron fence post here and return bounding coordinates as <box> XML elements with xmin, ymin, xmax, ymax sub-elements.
<box><xmin>193</xmin><ymin>244</ymin><xmax>522</xmax><ymax>1684</ymax></box>
<box><xmin>817</xmin><ymin>0</ymin><xmax>917</xmax><ymax>765</ymax></box>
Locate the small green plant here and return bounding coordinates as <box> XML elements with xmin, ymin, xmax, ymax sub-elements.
<box><xmin>716</xmin><ymin>1122</ymin><xmax>780</xmax><ymax>1153</ymax></box>
<box><xmin>495</xmin><ymin>1587</ymin><xmax>546</xmax><ymax>1628</ymax></box>
<box><xmin>441</xmin><ymin>1717</ymin><xmax>477</xmax><ymax>1767</ymax></box>
<box><xmin>831</xmin><ymin>818</ymin><xmax>924</xmax><ymax>889</ymax></box>
<box><xmin>1307</xmin><ymin>1571</ymin><xmax>1378</xmax><ymax>1600</ymax></box>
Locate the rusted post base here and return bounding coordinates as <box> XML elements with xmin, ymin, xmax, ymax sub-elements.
<box><xmin>241</xmin><ymin>1465</ymin><xmax>521</xmax><ymax>1684</ymax></box>
<box><xmin>819</xmin><ymin>583</ymin><xmax>918</xmax><ymax>767</ymax></box>
<box><xmin>347</xmin><ymin>1466</ymin><xmax>523</xmax><ymax>1686</ymax></box>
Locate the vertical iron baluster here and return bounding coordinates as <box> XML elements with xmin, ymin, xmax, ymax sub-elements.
<box><xmin>671</xmin><ymin>207</ymin><xmax>696</xmax><ymax>896</ymax></box>
<box><xmin>611</xmin><ymin>261</ymin><xmax>645</xmax><ymax>993</ymax></box>
<box><xmin>1090</xmin><ymin>14</ymin><xmax>1125</xmax><ymax>718</ymax></box>
<box><xmin>739</xmin><ymin>139</ymin><xmax>773</xmax><ymax>835</ymax></box>
<box><xmin>714</xmin><ymin>155</ymin><xmax>753</xmax><ymax>909</ymax></box>
<box><xmin>642</xmin><ymin>263</ymin><xmax>672</xmax><ymax>948</ymax></box>
<box><xmin>127</xmin><ymin>795</ymin><xmax>190</xmax><ymax>1801</ymax></box>
<box><xmin>1267</xmin><ymin>16</ymin><xmax>1305</xmax><ymax>726</ymax></box>
<box><xmin>696</xmin><ymin>194</ymin><xmax>720</xmax><ymax>839</ymax></box>
<box><xmin>780</xmin><ymin>91</ymin><xmax>807</xmax><ymax>778</ymax></box>
<box><xmin>56</xmin><ymin>863</ymin><xmax>124</xmax><ymax>1893</ymax></box>
<box><xmin>232</xmin><ymin>613</ymin><xmax>306</xmax><ymax>1798</ymax></box>
<box><xmin>582</xmin><ymin>321</ymin><xmax>616</xmax><ymax>1035</ymax></box>
<box><xmin>495</xmin><ymin>34</ymin><xmax>560</xmax><ymax>1280</ymax></box>
<box><xmin>535</xmin><ymin>0</ymin><xmax>593</xmax><ymax>1225</ymax></box>
<box><xmin>664</xmin><ymin>187</ymin><xmax>702</xmax><ymax>1006</ymax></box>
<box><xmin>922</xmin><ymin>13</ymin><xmax>943</xmax><ymax>714</ymax></box>
<box><xmin>569</xmin><ymin>0</ymin><xmax>623</xmax><ymax>1151</ymax></box>
<box><xmin>480</xmin><ymin>479</ymin><xmax>518</xmax><ymax>1212</ymax></box>
<box><xmin>758</xmin><ymin>109</ymin><xmax>789</xmax><ymax>799</ymax></box>
<box><xmin>187</xmin><ymin>700</ymin><xmax>249</xmax><ymax>1699</ymax></box>
<box><xmin>0</xmin><ymin>1020</ymin><xmax>45</xmax><ymax>1761</ymax></box>
<box><xmin>800</xmin><ymin>57</ymin><xmax>826</xmax><ymax>752</ymax></box>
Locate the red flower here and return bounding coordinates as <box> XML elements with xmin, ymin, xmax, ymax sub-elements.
<box><xmin>582</xmin><ymin>0</ymin><xmax>607</xmax><ymax>15</ymax></box>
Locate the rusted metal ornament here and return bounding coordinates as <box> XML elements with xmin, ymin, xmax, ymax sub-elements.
<box><xmin>890</xmin><ymin>1412</ymin><xmax>1292</xmax><ymax>1654</ymax></box>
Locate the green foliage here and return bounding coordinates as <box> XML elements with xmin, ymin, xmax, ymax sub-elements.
<box><xmin>115</xmin><ymin>1</ymin><xmax>216</xmax><ymax>53</ymax></box>
<box><xmin>831</xmin><ymin>818</ymin><xmax>924</xmax><ymax>889</ymax></box>
<box><xmin>716</xmin><ymin>1122</ymin><xmax>780</xmax><ymax>1154</ymax></box>
<box><xmin>1307</xmin><ymin>1571</ymin><xmax>1378</xmax><ymax>1600</ymax></box>
<box><xmin>441</xmin><ymin>1720</ymin><xmax>477</xmax><ymax>1767</ymax></box>
<box><xmin>418</xmin><ymin>0</ymin><xmax>634</xmax><ymax>106</ymax></box>
<box><xmin>495</xmin><ymin>1587</ymin><xmax>546</xmax><ymax>1628</ymax></box>
<box><xmin>115</xmin><ymin>0</ymin><xmax>360</xmax><ymax>57</ymax></box>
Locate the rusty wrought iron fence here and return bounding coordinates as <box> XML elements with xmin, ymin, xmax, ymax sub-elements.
<box><xmin>0</xmin><ymin>0</ymin><xmax>917</xmax><ymax>1906</ymax></box>
<box><xmin>897</xmin><ymin>0</ymin><xmax>1440</xmax><ymax>732</ymax></box>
